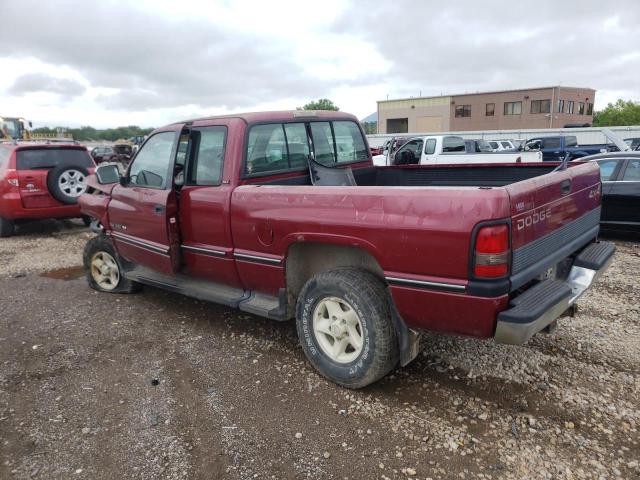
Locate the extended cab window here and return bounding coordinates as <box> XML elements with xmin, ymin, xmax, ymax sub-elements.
<box><xmin>333</xmin><ymin>121</ymin><xmax>368</xmax><ymax>163</ymax></box>
<box><xmin>128</xmin><ymin>131</ymin><xmax>175</xmax><ymax>188</ymax></box>
<box><xmin>442</xmin><ymin>136</ymin><xmax>465</xmax><ymax>153</ymax></box>
<box><xmin>187</xmin><ymin>127</ymin><xmax>226</xmax><ymax>185</ymax></box>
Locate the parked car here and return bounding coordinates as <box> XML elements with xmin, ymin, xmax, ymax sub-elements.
<box><xmin>0</xmin><ymin>142</ymin><xmax>96</xmax><ymax>236</ymax></box>
<box><xmin>375</xmin><ymin>135</ymin><xmax>542</xmax><ymax>165</ymax></box>
<box><xmin>584</xmin><ymin>151</ymin><xmax>640</xmax><ymax>233</ymax></box>
<box><xmin>488</xmin><ymin>140</ymin><xmax>516</xmax><ymax>152</ymax></box>
<box><xmin>90</xmin><ymin>144</ymin><xmax>133</xmax><ymax>165</ymax></box>
<box><xmin>523</xmin><ymin>135</ymin><xmax>608</xmax><ymax>161</ymax></box>
<box><xmin>79</xmin><ymin>110</ymin><xmax>613</xmax><ymax>388</ymax></box>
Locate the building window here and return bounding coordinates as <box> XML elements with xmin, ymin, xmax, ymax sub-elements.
<box><xmin>530</xmin><ymin>100</ymin><xmax>551</xmax><ymax>114</ymax></box>
<box><xmin>578</xmin><ymin>102</ymin><xmax>585</xmax><ymax>115</ymax></box>
<box><xmin>557</xmin><ymin>100</ymin><xmax>565</xmax><ymax>113</ymax></box>
<box><xmin>587</xmin><ymin>103</ymin><xmax>594</xmax><ymax>115</ymax></box>
<box><xmin>567</xmin><ymin>101</ymin><xmax>574</xmax><ymax>114</ymax></box>
<box><xmin>503</xmin><ymin>101</ymin><xmax>522</xmax><ymax>115</ymax></box>
<box><xmin>485</xmin><ymin>103</ymin><xmax>495</xmax><ymax>116</ymax></box>
<box><xmin>455</xmin><ymin>105</ymin><xmax>471</xmax><ymax>117</ymax></box>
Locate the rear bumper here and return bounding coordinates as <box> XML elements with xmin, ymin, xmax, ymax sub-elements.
<box><xmin>0</xmin><ymin>192</ymin><xmax>81</xmax><ymax>220</ymax></box>
<box><xmin>494</xmin><ymin>241</ymin><xmax>615</xmax><ymax>344</ymax></box>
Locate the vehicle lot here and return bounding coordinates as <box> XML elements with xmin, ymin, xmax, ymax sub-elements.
<box><xmin>1</xmin><ymin>224</ymin><xmax>638</xmax><ymax>479</ymax></box>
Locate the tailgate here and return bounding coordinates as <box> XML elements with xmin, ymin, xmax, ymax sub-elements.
<box><xmin>505</xmin><ymin>162</ymin><xmax>601</xmax><ymax>290</ymax></box>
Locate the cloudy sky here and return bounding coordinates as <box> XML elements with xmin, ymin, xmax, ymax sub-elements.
<box><xmin>1</xmin><ymin>0</ymin><xmax>639</xmax><ymax>128</ymax></box>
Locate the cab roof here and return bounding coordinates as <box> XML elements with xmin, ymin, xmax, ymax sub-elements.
<box><xmin>172</xmin><ymin>110</ymin><xmax>358</xmax><ymax>127</ymax></box>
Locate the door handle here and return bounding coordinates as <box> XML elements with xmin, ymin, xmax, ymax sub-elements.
<box><xmin>561</xmin><ymin>180</ymin><xmax>572</xmax><ymax>195</ymax></box>
<box><xmin>153</xmin><ymin>204</ymin><xmax>165</xmax><ymax>215</ymax></box>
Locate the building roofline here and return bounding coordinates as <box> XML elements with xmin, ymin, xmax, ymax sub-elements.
<box><xmin>378</xmin><ymin>86</ymin><xmax>596</xmax><ymax>104</ymax></box>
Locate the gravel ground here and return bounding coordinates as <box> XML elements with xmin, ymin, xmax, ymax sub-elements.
<box><xmin>0</xmin><ymin>222</ymin><xmax>638</xmax><ymax>480</ymax></box>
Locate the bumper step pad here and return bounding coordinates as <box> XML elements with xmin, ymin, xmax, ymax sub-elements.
<box><xmin>574</xmin><ymin>241</ymin><xmax>616</xmax><ymax>271</ymax></box>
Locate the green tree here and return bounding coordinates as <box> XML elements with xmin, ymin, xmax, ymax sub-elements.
<box><xmin>300</xmin><ymin>98</ymin><xmax>339</xmax><ymax>111</ymax></box>
<box><xmin>593</xmin><ymin>99</ymin><xmax>640</xmax><ymax>127</ymax></box>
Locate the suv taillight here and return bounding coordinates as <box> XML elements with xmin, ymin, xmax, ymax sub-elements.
<box><xmin>474</xmin><ymin>224</ymin><xmax>510</xmax><ymax>278</ymax></box>
<box><xmin>5</xmin><ymin>169</ymin><xmax>19</xmax><ymax>188</ymax></box>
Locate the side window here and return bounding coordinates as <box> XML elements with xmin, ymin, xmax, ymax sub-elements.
<box><xmin>424</xmin><ymin>138</ymin><xmax>436</xmax><ymax>155</ymax></box>
<box><xmin>187</xmin><ymin>127</ymin><xmax>226</xmax><ymax>185</ymax></box>
<box><xmin>333</xmin><ymin>121</ymin><xmax>368</xmax><ymax>163</ymax></box>
<box><xmin>310</xmin><ymin>122</ymin><xmax>336</xmax><ymax>165</ymax></box>
<box><xmin>565</xmin><ymin>136</ymin><xmax>578</xmax><ymax>148</ymax></box>
<box><xmin>442</xmin><ymin>136</ymin><xmax>465</xmax><ymax>153</ymax></box>
<box><xmin>622</xmin><ymin>159</ymin><xmax>640</xmax><ymax>181</ymax></box>
<box><xmin>284</xmin><ymin>123</ymin><xmax>310</xmax><ymax>169</ymax></box>
<box><xmin>542</xmin><ymin>138</ymin><xmax>561</xmax><ymax>149</ymax></box>
<box><xmin>397</xmin><ymin>139</ymin><xmax>423</xmax><ymax>159</ymax></box>
<box><xmin>246</xmin><ymin>124</ymin><xmax>287</xmax><ymax>174</ymax></box>
<box><xmin>175</xmin><ymin>134</ymin><xmax>190</xmax><ymax>167</ymax></box>
<box><xmin>596</xmin><ymin>160</ymin><xmax>619</xmax><ymax>181</ymax></box>
<box><xmin>128</xmin><ymin>132</ymin><xmax>175</xmax><ymax>188</ymax></box>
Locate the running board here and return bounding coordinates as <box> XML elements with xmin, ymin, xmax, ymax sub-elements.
<box><xmin>123</xmin><ymin>267</ymin><xmax>288</xmax><ymax>319</ymax></box>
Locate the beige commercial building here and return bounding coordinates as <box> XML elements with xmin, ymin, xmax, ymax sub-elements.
<box><xmin>377</xmin><ymin>86</ymin><xmax>596</xmax><ymax>134</ymax></box>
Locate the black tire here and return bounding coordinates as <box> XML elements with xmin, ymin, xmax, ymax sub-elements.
<box><xmin>83</xmin><ymin>235</ymin><xmax>141</xmax><ymax>294</ymax></box>
<box><xmin>0</xmin><ymin>216</ymin><xmax>15</xmax><ymax>237</ymax></box>
<box><xmin>47</xmin><ymin>164</ymin><xmax>90</xmax><ymax>205</ymax></box>
<box><xmin>81</xmin><ymin>216</ymin><xmax>92</xmax><ymax>227</ymax></box>
<box><xmin>296</xmin><ymin>268</ymin><xmax>399</xmax><ymax>389</ymax></box>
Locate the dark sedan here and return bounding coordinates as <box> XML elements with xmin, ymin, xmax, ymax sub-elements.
<box><xmin>584</xmin><ymin>151</ymin><xmax>640</xmax><ymax>233</ymax></box>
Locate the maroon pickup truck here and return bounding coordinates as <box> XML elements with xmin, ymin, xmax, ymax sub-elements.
<box><xmin>79</xmin><ymin>110</ymin><xmax>614</xmax><ymax>388</ymax></box>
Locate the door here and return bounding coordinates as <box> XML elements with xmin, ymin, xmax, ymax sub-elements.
<box><xmin>108</xmin><ymin>129</ymin><xmax>182</xmax><ymax>275</ymax></box>
<box><xmin>606</xmin><ymin>158</ymin><xmax>640</xmax><ymax>229</ymax></box>
<box><xmin>393</xmin><ymin>138</ymin><xmax>423</xmax><ymax>165</ymax></box>
<box><xmin>177</xmin><ymin>125</ymin><xmax>242</xmax><ymax>287</ymax></box>
<box><xmin>421</xmin><ymin>137</ymin><xmax>437</xmax><ymax>164</ymax></box>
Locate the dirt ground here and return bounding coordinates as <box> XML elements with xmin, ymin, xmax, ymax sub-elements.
<box><xmin>0</xmin><ymin>221</ymin><xmax>638</xmax><ymax>480</ymax></box>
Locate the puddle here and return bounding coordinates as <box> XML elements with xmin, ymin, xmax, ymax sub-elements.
<box><xmin>40</xmin><ymin>265</ymin><xmax>85</xmax><ymax>280</ymax></box>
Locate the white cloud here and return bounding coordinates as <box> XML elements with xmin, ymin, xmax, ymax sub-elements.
<box><xmin>0</xmin><ymin>0</ymin><xmax>639</xmax><ymax>128</ymax></box>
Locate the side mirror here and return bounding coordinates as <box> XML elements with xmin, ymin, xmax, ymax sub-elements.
<box><xmin>95</xmin><ymin>164</ymin><xmax>121</xmax><ymax>184</ymax></box>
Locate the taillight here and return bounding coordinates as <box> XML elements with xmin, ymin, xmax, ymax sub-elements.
<box><xmin>474</xmin><ymin>224</ymin><xmax>510</xmax><ymax>278</ymax></box>
<box><xmin>5</xmin><ymin>169</ymin><xmax>19</xmax><ymax>188</ymax></box>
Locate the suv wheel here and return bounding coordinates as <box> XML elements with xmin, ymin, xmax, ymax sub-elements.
<box><xmin>83</xmin><ymin>236</ymin><xmax>141</xmax><ymax>293</ymax></box>
<box><xmin>47</xmin><ymin>164</ymin><xmax>89</xmax><ymax>205</ymax></box>
<box><xmin>0</xmin><ymin>216</ymin><xmax>15</xmax><ymax>237</ymax></box>
<box><xmin>296</xmin><ymin>268</ymin><xmax>399</xmax><ymax>388</ymax></box>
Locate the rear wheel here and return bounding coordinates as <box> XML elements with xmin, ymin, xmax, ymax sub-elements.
<box><xmin>296</xmin><ymin>268</ymin><xmax>399</xmax><ymax>388</ymax></box>
<box><xmin>0</xmin><ymin>216</ymin><xmax>15</xmax><ymax>237</ymax></box>
<box><xmin>83</xmin><ymin>236</ymin><xmax>141</xmax><ymax>293</ymax></box>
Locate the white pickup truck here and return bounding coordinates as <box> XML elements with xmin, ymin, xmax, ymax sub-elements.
<box><xmin>373</xmin><ymin>135</ymin><xmax>542</xmax><ymax>166</ymax></box>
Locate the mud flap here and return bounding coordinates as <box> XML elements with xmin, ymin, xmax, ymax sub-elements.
<box><xmin>388</xmin><ymin>290</ymin><xmax>421</xmax><ymax>366</ymax></box>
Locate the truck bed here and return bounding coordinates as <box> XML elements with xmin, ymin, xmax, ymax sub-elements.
<box><xmin>257</xmin><ymin>163</ymin><xmax>563</xmax><ymax>188</ymax></box>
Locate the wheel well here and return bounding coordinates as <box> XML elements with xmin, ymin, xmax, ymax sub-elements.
<box><xmin>285</xmin><ymin>242</ymin><xmax>385</xmax><ymax>313</ymax></box>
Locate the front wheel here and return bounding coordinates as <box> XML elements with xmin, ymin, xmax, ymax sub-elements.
<box><xmin>83</xmin><ymin>236</ymin><xmax>141</xmax><ymax>293</ymax></box>
<box><xmin>296</xmin><ymin>269</ymin><xmax>399</xmax><ymax>389</ymax></box>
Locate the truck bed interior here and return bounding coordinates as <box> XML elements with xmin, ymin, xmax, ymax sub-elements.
<box><xmin>256</xmin><ymin>164</ymin><xmax>564</xmax><ymax>188</ymax></box>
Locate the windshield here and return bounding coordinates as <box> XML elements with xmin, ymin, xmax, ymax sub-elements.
<box><xmin>1</xmin><ymin>119</ymin><xmax>21</xmax><ymax>139</ymax></box>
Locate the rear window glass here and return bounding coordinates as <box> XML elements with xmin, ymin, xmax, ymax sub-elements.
<box><xmin>565</xmin><ymin>136</ymin><xmax>578</xmax><ymax>148</ymax></box>
<box><xmin>16</xmin><ymin>148</ymin><xmax>93</xmax><ymax>170</ymax></box>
